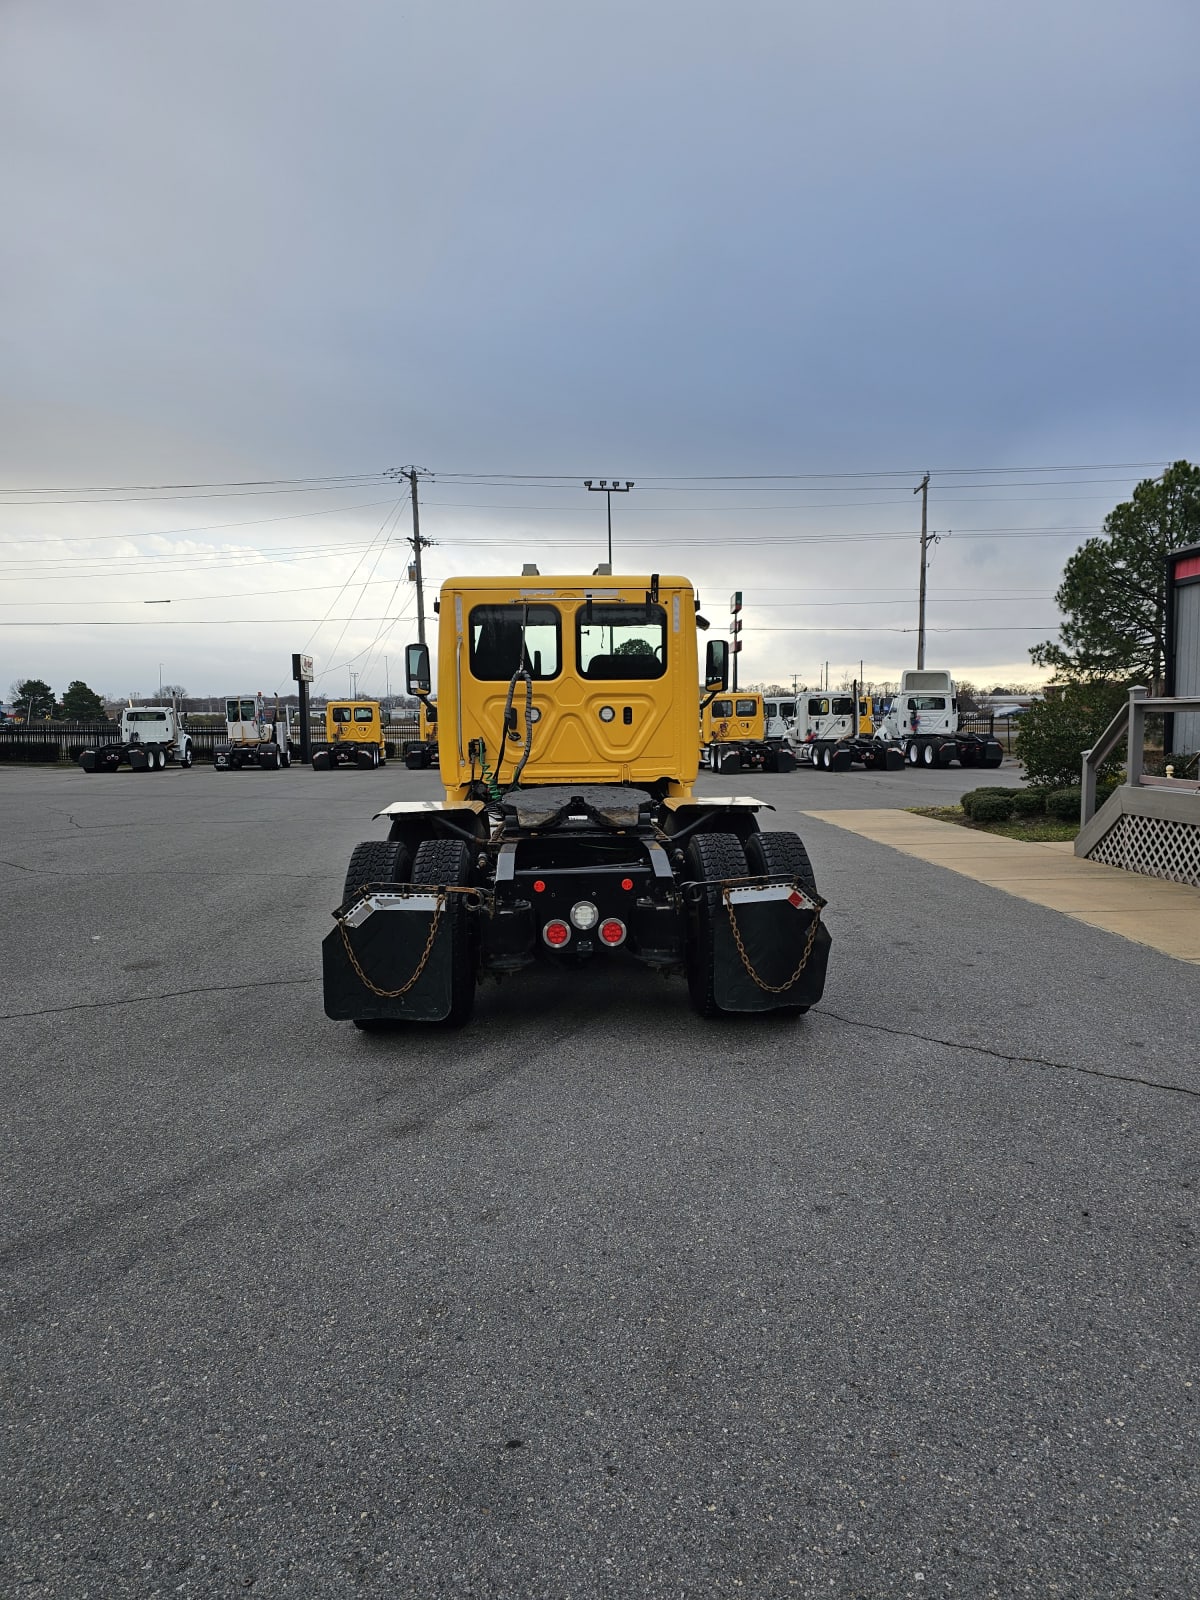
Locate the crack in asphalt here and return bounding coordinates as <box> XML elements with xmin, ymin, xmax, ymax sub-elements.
<box><xmin>815</xmin><ymin>1005</ymin><xmax>1200</xmax><ymax>1099</ymax></box>
<box><xmin>1</xmin><ymin>977</ymin><xmax>318</xmax><ymax>1021</ymax></box>
<box><xmin>0</xmin><ymin>857</ymin><xmax>324</xmax><ymax>880</ymax></box>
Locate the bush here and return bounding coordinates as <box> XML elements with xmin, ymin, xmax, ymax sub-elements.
<box><xmin>1045</xmin><ymin>786</ymin><xmax>1083</xmax><ymax>821</ymax></box>
<box><xmin>1015</xmin><ymin>681</ymin><xmax>1129</xmax><ymax>788</ymax></box>
<box><xmin>971</xmin><ymin>792</ymin><xmax>1015</xmax><ymax>823</ymax></box>
<box><xmin>1010</xmin><ymin>788</ymin><xmax>1047</xmax><ymax>817</ymax></box>
<box><xmin>961</xmin><ymin>786</ymin><xmax>1014</xmax><ymax>818</ymax></box>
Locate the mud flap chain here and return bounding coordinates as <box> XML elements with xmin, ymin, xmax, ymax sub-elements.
<box><xmin>334</xmin><ymin>885</ymin><xmax>481</xmax><ymax>1000</ymax></box>
<box><xmin>722</xmin><ymin>883</ymin><xmax>823</xmax><ymax>994</ymax></box>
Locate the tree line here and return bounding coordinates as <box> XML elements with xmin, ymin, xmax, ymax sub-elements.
<box><xmin>6</xmin><ymin>679</ymin><xmax>110</xmax><ymax>722</ymax></box>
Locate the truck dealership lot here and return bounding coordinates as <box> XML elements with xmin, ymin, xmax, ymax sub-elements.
<box><xmin>3</xmin><ymin>764</ymin><xmax>1196</xmax><ymax>1598</ymax></box>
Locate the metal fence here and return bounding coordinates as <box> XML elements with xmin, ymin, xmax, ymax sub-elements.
<box><xmin>0</xmin><ymin>718</ymin><xmax>422</xmax><ymax>765</ymax></box>
<box><xmin>959</xmin><ymin>712</ymin><xmax>1022</xmax><ymax>752</ymax></box>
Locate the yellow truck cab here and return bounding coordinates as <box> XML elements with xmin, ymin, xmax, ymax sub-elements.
<box><xmin>322</xmin><ymin>569</ymin><xmax>830</xmax><ymax>1027</ymax></box>
<box><xmin>703</xmin><ymin>693</ymin><xmax>765</xmax><ymax>745</ymax></box>
<box><xmin>428</xmin><ymin>572</ymin><xmax>702</xmax><ymax>801</ymax></box>
<box><xmin>700</xmin><ymin>690</ymin><xmax>793</xmax><ymax>775</ymax></box>
<box><xmin>313</xmin><ymin>700</ymin><xmax>387</xmax><ymax>771</ymax></box>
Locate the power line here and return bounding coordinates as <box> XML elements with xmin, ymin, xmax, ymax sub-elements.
<box><xmin>0</xmin><ymin>497</ymin><xmax>398</xmax><ymax>547</ymax></box>
<box><xmin>0</xmin><ymin>481</ymin><xmax>391</xmax><ymax>507</ymax></box>
<box><xmin>1</xmin><ymin>472</ymin><xmax>387</xmax><ymax>494</ymax></box>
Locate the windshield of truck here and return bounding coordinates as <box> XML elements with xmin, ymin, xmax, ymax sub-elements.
<box><xmin>470</xmin><ymin>604</ymin><xmax>560</xmax><ymax>680</ymax></box>
<box><xmin>577</xmin><ymin>603</ymin><xmax>666</xmax><ymax>679</ymax></box>
<box><xmin>226</xmin><ymin>699</ymin><xmax>257</xmax><ymax>721</ymax></box>
<box><xmin>910</xmin><ymin>696</ymin><xmax>947</xmax><ymax>710</ymax></box>
<box><xmin>127</xmin><ymin>711</ymin><xmax>167</xmax><ymax>722</ymax></box>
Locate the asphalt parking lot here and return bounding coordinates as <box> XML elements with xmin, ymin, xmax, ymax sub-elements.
<box><xmin>2</xmin><ymin>760</ymin><xmax>1196</xmax><ymax>1598</ymax></box>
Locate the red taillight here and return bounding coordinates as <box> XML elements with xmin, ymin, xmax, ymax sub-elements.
<box><xmin>620</xmin><ymin>877</ymin><xmax>634</xmax><ymax>891</ymax></box>
<box><xmin>599</xmin><ymin>918</ymin><xmax>626</xmax><ymax>947</ymax></box>
<box><xmin>542</xmin><ymin>919</ymin><xmax>570</xmax><ymax>947</ymax></box>
<box><xmin>533</xmin><ymin>879</ymin><xmax>546</xmax><ymax>893</ymax></box>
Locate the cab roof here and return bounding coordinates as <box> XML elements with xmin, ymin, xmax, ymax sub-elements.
<box><xmin>439</xmin><ymin>573</ymin><xmax>694</xmax><ymax>594</ymax></box>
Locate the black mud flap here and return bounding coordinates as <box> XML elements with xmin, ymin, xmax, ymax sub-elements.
<box><xmin>712</xmin><ymin>882</ymin><xmax>831</xmax><ymax>1012</ymax></box>
<box><xmin>322</xmin><ymin>886</ymin><xmax>459</xmax><ymax>1023</ymax></box>
<box><xmin>885</xmin><ymin>747</ymin><xmax>906</xmax><ymax>770</ymax></box>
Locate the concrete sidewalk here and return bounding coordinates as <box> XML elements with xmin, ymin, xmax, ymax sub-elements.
<box><xmin>804</xmin><ymin>808</ymin><xmax>1200</xmax><ymax>964</ymax></box>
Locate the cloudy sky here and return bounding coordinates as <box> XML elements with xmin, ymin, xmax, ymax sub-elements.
<box><xmin>2</xmin><ymin>0</ymin><xmax>1197</xmax><ymax>704</ymax></box>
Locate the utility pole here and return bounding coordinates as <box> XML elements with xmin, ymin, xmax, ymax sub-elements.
<box><xmin>583</xmin><ymin>480</ymin><xmax>634</xmax><ymax>569</ymax></box>
<box><xmin>386</xmin><ymin>466</ymin><xmax>433</xmax><ymax>645</ymax></box>
<box><xmin>914</xmin><ymin>471</ymin><xmax>930</xmax><ymax>670</ymax></box>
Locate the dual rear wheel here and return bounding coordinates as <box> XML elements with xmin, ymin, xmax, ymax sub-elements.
<box><xmin>684</xmin><ymin>830</ymin><xmax>817</xmax><ymax>1018</ymax></box>
<box><xmin>342</xmin><ymin>836</ymin><xmax>476</xmax><ymax>1029</ymax></box>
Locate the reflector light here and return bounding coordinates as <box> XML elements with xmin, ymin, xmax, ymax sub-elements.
<box><xmin>599</xmin><ymin>919</ymin><xmax>626</xmax><ymax>946</ymax></box>
<box><xmin>543</xmin><ymin>920</ymin><xmax>570</xmax><ymax>947</ymax></box>
<box><xmin>569</xmin><ymin>900</ymin><xmax>599</xmax><ymax>930</ymax></box>
<box><xmin>620</xmin><ymin>877</ymin><xmax>634</xmax><ymax>891</ymax></box>
<box><xmin>533</xmin><ymin>879</ymin><xmax>546</xmax><ymax>893</ymax></box>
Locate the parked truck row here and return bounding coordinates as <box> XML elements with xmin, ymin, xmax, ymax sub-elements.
<box><xmin>781</xmin><ymin>671</ymin><xmax>1003</xmax><ymax>773</ymax></box>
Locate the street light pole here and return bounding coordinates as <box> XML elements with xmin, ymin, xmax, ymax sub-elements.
<box><xmin>583</xmin><ymin>479</ymin><xmax>634</xmax><ymax>569</ymax></box>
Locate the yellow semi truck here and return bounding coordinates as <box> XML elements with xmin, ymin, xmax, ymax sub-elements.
<box><xmin>311</xmin><ymin>700</ymin><xmax>388</xmax><ymax>770</ymax></box>
<box><xmin>700</xmin><ymin>690</ymin><xmax>795</xmax><ymax>774</ymax></box>
<box><xmin>322</xmin><ymin>569</ymin><xmax>830</xmax><ymax>1026</ymax></box>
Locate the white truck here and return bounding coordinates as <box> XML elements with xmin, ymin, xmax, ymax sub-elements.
<box><xmin>763</xmin><ymin>696</ymin><xmax>797</xmax><ymax>742</ymax></box>
<box><xmin>79</xmin><ymin>704</ymin><xmax>193</xmax><ymax>773</ymax></box>
<box><xmin>786</xmin><ymin>691</ymin><xmax>906</xmax><ymax>772</ymax></box>
<box><xmin>214</xmin><ymin>694</ymin><xmax>293</xmax><ymax>771</ymax></box>
<box><xmin>875</xmin><ymin>670</ymin><xmax>1004</xmax><ymax>769</ymax></box>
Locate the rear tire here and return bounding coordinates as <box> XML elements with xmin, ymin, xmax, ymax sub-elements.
<box><xmin>344</xmin><ymin>840</ymin><xmax>415</xmax><ymax>1031</ymax></box>
<box><xmin>921</xmin><ymin>742</ymin><xmax>936</xmax><ymax>767</ymax></box>
<box><xmin>684</xmin><ymin>831</ymin><xmax>748</xmax><ymax>1018</ymax></box>
<box><xmin>410</xmin><ymin>838</ymin><xmax>476</xmax><ymax>1026</ymax></box>
<box><xmin>342</xmin><ymin>839</ymin><xmax>412</xmax><ymax>906</ymax></box>
<box><xmin>906</xmin><ymin>740</ymin><xmax>920</xmax><ymax>765</ymax></box>
<box><xmin>743</xmin><ymin>831</ymin><xmax>817</xmax><ymax>1015</ymax></box>
<box><xmin>745</xmin><ymin>829</ymin><xmax>818</xmax><ymax>900</ymax></box>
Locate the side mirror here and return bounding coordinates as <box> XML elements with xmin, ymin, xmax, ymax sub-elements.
<box><xmin>705</xmin><ymin>638</ymin><xmax>729</xmax><ymax>691</ymax></box>
<box><xmin>405</xmin><ymin>642</ymin><xmax>431</xmax><ymax>695</ymax></box>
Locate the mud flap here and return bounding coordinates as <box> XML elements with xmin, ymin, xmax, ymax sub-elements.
<box><xmin>712</xmin><ymin>882</ymin><xmax>831</xmax><ymax>1012</ymax></box>
<box><xmin>322</xmin><ymin>887</ymin><xmax>459</xmax><ymax>1022</ymax></box>
<box><xmin>885</xmin><ymin>747</ymin><xmax>906</xmax><ymax>770</ymax></box>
